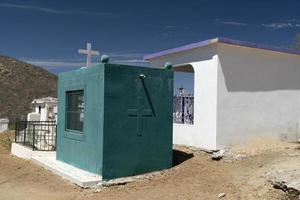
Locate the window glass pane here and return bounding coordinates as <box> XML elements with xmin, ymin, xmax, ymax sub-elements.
<box><xmin>67</xmin><ymin>112</ymin><xmax>84</xmax><ymax>132</ymax></box>
<box><xmin>66</xmin><ymin>90</ymin><xmax>84</xmax><ymax>132</ymax></box>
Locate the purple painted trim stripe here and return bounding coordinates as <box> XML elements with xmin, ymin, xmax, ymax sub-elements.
<box><xmin>143</xmin><ymin>39</ymin><xmax>213</xmax><ymax>60</ymax></box>
<box><xmin>218</xmin><ymin>37</ymin><xmax>300</xmax><ymax>56</ymax></box>
<box><xmin>144</xmin><ymin>37</ymin><xmax>300</xmax><ymax>60</ymax></box>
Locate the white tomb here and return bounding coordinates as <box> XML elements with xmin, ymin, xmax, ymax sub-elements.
<box><xmin>30</xmin><ymin>97</ymin><xmax>57</xmax><ymax>122</ymax></box>
<box><xmin>27</xmin><ymin>112</ymin><xmax>41</xmax><ymax>121</ymax></box>
<box><xmin>145</xmin><ymin>37</ymin><xmax>300</xmax><ymax>150</ymax></box>
<box><xmin>25</xmin><ymin>97</ymin><xmax>57</xmax><ymax>150</ymax></box>
<box><xmin>0</xmin><ymin>118</ymin><xmax>9</xmax><ymax>132</ymax></box>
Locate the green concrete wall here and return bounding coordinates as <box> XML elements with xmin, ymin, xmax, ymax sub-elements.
<box><xmin>102</xmin><ymin>64</ymin><xmax>173</xmax><ymax>180</ymax></box>
<box><xmin>57</xmin><ymin>63</ymin><xmax>173</xmax><ymax>179</ymax></box>
<box><xmin>56</xmin><ymin>65</ymin><xmax>105</xmax><ymax>174</ymax></box>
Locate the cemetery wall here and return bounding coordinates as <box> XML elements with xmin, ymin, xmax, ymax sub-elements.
<box><xmin>149</xmin><ymin>46</ymin><xmax>219</xmax><ymax>150</ymax></box>
<box><xmin>217</xmin><ymin>44</ymin><xmax>300</xmax><ymax>148</ymax></box>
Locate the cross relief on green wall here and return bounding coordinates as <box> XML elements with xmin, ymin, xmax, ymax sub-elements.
<box><xmin>127</xmin><ymin>96</ymin><xmax>153</xmax><ymax>136</ymax></box>
<box><xmin>127</xmin><ymin>76</ymin><xmax>154</xmax><ymax>136</ymax></box>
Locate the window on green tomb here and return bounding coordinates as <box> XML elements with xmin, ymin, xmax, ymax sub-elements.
<box><xmin>66</xmin><ymin>90</ymin><xmax>84</xmax><ymax>132</ymax></box>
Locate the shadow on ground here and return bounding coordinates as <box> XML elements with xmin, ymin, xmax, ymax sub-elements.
<box><xmin>172</xmin><ymin>149</ymin><xmax>194</xmax><ymax>167</ymax></box>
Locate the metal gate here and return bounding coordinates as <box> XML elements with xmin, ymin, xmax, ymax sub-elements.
<box><xmin>15</xmin><ymin>121</ymin><xmax>56</xmax><ymax>151</ymax></box>
<box><xmin>173</xmin><ymin>96</ymin><xmax>194</xmax><ymax>124</ymax></box>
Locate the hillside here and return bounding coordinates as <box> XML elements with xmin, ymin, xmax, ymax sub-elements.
<box><xmin>0</xmin><ymin>55</ymin><xmax>57</xmax><ymax>121</ymax></box>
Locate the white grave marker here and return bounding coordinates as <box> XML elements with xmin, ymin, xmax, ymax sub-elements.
<box><xmin>79</xmin><ymin>43</ymin><xmax>99</xmax><ymax>67</ymax></box>
<box><xmin>0</xmin><ymin>118</ymin><xmax>9</xmax><ymax>132</ymax></box>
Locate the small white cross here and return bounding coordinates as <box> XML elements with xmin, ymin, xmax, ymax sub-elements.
<box><xmin>79</xmin><ymin>43</ymin><xmax>99</xmax><ymax>67</ymax></box>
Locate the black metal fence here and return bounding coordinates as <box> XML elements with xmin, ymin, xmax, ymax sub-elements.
<box><xmin>15</xmin><ymin>121</ymin><xmax>56</xmax><ymax>151</ymax></box>
<box><xmin>173</xmin><ymin>96</ymin><xmax>194</xmax><ymax>124</ymax></box>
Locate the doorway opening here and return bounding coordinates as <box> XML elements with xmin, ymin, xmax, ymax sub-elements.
<box><xmin>173</xmin><ymin>64</ymin><xmax>194</xmax><ymax>124</ymax></box>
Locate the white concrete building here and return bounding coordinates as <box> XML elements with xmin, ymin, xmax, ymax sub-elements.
<box><xmin>145</xmin><ymin>37</ymin><xmax>300</xmax><ymax>150</ymax></box>
<box><xmin>30</xmin><ymin>97</ymin><xmax>58</xmax><ymax>122</ymax></box>
<box><xmin>0</xmin><ymin>118</ymin><xmax>9</xmax><ymax>132</ymax></box>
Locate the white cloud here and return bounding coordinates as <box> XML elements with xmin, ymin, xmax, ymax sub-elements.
<box><xmin>0</xmin><ymin>3</ymin><xmax>112</xmax><ymax>16</ymax></box>
<box><xmin>24</xmin><ymin>59</ymin><xmax>150</xmax><ymax>70</ymax></box>
<box><xmin>262</xmin><ymin>21</ymin><xmax>300</xmax><ymax>29</ymax></box>
<box><xmin>112</xmin><ymin>59</ymin><xmax>148</xmax><ymax>63</ymax></box>
<box><xmin>165</xmin><ymin>25</ymin><xmax>176</xmax><ymax>29</ymax></box>
<box><xmin>216</xmin><ymin>20</ymin><xmax>248</xmax><ymax>26</ymax></box>
<box><xmin>111</xmin><ymin>59</ymin><xmax>149</xmax><ymax>65</ymax></box>
<box><xmin>20</xmin><ymin>52</ymin><xmax>150</xmax><ymax>70</ymax></box>
<box><xmin>287</xmin><ymin>19</ymin><xmax>300</xmax><ymax>23</ymax></box>
<box><xmin>25</xmin><ymin>60</ymin><xmax>86</xmax><ymax>68</ymax></box>
<box><xmin>107</xmin><ymin>52</ymin><xmax>146</xmax><ymax>59</ymax></box>
<box><xmin>215</xmin><ymin>19</ymin><xmax>300</xmax><ymax>30</ymax></box>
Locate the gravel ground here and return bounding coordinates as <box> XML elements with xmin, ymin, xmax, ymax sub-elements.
<box><xmin>0</xmin><ymin>131</ymin><xmax>299</xmax><ymax>200</ymax></box>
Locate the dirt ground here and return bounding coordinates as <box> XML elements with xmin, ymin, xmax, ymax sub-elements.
<box><xmin>0</xmin><ymin>131</ymin><xmax>299</xmax><ymax>200</ymax></box>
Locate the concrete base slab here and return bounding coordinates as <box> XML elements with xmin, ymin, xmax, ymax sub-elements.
<box><xmin>11</xmin><ymin>143</ymin><xmax>55</xmax><ymax>159</ymax></box>
<box><xmin>32</xmin><ymin>155</ymin><xmax>102</xmax><ymax>188</ymax></box>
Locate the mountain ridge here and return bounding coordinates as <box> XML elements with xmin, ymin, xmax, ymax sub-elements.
<box><xmin>0</xmin><ymin>55</ymin><xmax>57</xmax><ymax>121</ymax></box>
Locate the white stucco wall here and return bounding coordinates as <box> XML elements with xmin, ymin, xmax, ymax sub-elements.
<box><xmin>149</xmin><ymin>45</ymin><xmax>219</xmax><ymax>149</ymax></box>
<box><xmin>217</xmin><ymin>44</ymin><xmax>300</xmax><ymax>148</ymax></box>
<box><xmin>148</xmin><ymin>41</ymin><xmax>300</xmax><ymax>150</ymax></box>
<box><xmin>190</xmin><ymin>59</ymin><xmax>218</xmax><ymax>149</ymax></box>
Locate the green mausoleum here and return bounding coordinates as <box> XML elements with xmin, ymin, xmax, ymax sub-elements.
<box><xmin>56</xmin><ymin>61</ymin><xmax>173</xmax><ymax>180</ymax></box>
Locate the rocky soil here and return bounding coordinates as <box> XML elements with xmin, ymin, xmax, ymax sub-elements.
<box><xmin>0</xmin><ymin>131</ymin><xmax>299</xmax><ymax>200</ymax></box>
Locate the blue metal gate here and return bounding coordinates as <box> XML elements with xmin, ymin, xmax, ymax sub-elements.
<box><xmin>173</xmin><ymin>96</ymin><xmax>194</xmax><ymax>124</ymax></box>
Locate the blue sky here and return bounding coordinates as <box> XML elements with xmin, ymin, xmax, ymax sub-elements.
<box><xmin>0</xmin><ymin>0</ymin><xmax>300</xmax><ymax>94</ymax></box>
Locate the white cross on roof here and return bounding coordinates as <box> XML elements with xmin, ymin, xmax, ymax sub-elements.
<box><xmin>79</xmin><ymin>43</ymin><xmax>99</xmax><ymax>67</ymax></box>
